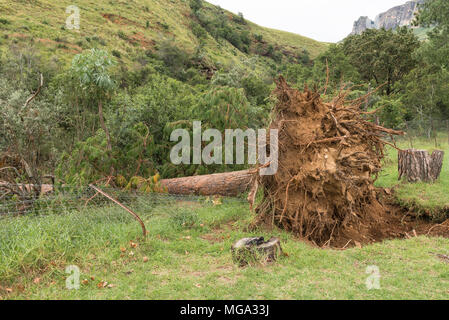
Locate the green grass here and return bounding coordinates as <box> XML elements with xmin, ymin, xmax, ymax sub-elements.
<box><xmin>375</xmin><ymin>135</ymin><xmax>449</xmax><ymax>220</ymax></box>
<box><xmin>1</xmin><ymin>197</ymin><xmax>448</xmax><ymax>300</ymax></box>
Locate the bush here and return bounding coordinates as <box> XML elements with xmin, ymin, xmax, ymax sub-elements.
<box><xmin>191</xmin><ymin>22</ymin><xmax>207</xmax><ymax>40</ymax></box>
<box><xmin>156</xmin><ymin>39</ymin><xmax>192</xmax><ymax>80</ymax></box>
<box><xmin>117</xmin><ymin>30</ymin><xmax>128</xmax><ymax>40</ymax></box>
<box><xmin>112</xmin><ymin>50</ymin><xmax>121</xmax><ymax>58</ymax></box>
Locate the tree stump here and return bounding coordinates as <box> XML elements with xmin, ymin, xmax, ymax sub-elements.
<box><xmin>398</xmin><ymin>149</ymin><xmax>444</xmax><ymax>183</ymax></box>
<box><xmin>231</xmin><ymin>237</ymin><xmax>282</xmax><ymax>266</ymax></box>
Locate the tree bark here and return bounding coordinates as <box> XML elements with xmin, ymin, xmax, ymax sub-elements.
<box><xmin>398</xmin><ymin>149</ymin><xmax>444</xmax><ymax>183</ymax></box>
<box><xmin>2</xmin><ymin>170</ymin><xmax>255</xmax><ymax>197</ymax></box>
<box><xmin>159</xmin><ymin>169</ymin><xmax>254</xmax><ymax>196</ymax></box>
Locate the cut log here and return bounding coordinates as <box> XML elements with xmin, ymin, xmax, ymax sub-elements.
<box><xmin>398</xmin><ymin>149</ymin><xmax>444</xmax><ymax>183</ymax></box>
<box><xmin>159</xmin><ymin>169</ymin><xmax>253</xmax><ymax>197</ymax></box>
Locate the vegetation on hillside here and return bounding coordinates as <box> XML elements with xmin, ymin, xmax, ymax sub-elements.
<box><xmin>1</xmin><ymin>0</ymin><xmax>448</xmax><ymax>193</ymax></box>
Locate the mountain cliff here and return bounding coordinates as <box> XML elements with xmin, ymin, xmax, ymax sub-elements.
<box><xmin>351</xmin><ymin>0</ymin><xmax>425</xmax><ymax>35</ymax></box>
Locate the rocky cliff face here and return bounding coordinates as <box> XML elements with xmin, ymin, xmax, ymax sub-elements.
<box><xmin>350</xmin><ymin>0</ymin><xmax>425</xmax><ymax>35</ymax></box>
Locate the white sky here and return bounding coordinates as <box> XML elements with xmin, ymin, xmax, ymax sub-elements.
<box><xmin>207</xmin><ymin>0</ymin><xmax>408</xmax><ymax>43</ymax></box>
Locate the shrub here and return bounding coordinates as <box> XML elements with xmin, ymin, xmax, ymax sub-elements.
<box><xmin>117</xmin><ymin>30</ymin><xmax>128</xmax><ymax>40</ymax></box>
<box><xmin>112</xmin><ymin>50</ymin><xmax>121</xmax><ymax>58</ymax></box>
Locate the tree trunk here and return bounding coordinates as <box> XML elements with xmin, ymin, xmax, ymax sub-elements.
<box><xmin>98</xmin><ymin>101</ymin><xmax>112</xmax><ymax>152</ymax></box>
<box><xmin>159</xmin><ymin>169</ymin><xmax>254</xmax><ymax>196</ymax></box>
<box><xmin>398</xmin><ymin>149</ymin><xmax>444</xmax><ymax>183</ymax></box>
<box><xmin>2</xmin><ymin>170</ymin><xmax>255</xmax><ymax>197</ymax></box>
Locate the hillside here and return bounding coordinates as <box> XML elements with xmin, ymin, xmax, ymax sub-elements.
<box><xmin>0</xmin><ymin>0</ymin><xmax>328</xmax><ymax>72</ymax></box>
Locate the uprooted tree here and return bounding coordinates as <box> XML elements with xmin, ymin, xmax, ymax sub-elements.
<box><xmin>252</xmin><ymin>77</ymin><xmax>404</xmax><ymax>247</ymax></box>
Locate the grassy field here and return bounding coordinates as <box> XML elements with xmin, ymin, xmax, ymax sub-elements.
<box><xmin>1</xmin><ymin>193</ymin><xmax>448</xmax><ymax>300</ymax></box>
<box><xmin>376</xmin><ymin>136</ymin><xmax>449</xmax><ymax>221</ymax></box>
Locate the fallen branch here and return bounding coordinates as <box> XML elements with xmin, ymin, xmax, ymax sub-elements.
<box><xmin>89</xmin><ymin>184</ymin><xmax>148</xmax><ymax>237</ymax></box>
<box><xmin>23</xmin><ymin>73</ymin><xmax>44</xmax><ymax>109</ymax></box>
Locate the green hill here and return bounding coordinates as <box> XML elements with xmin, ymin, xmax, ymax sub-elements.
<box><xmin>0</xmin><ymin>0</ymin><xmax>328</xmax><ymax>71</ymax></box>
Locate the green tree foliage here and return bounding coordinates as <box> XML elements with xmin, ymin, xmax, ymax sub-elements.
<box><xmin>0</xmin><ymin>45</ymin><xmax>61</xmax><ymax>176</ymax></box>
<box><xmin>401</xmin><ymin>65</ymin><xmax>449</xmax><ymax>121</ymax></box>
<box><xmin>189</xmin><ymin>0</ymin><xmax>203</xmax><ymax>13</ymax></box>
<box><xmin>342</xmin><ymin>28</ymin><xmax>420</xmax><ymax>95</ymax></box>
<box><xmin>70</xmin><ymin>49</ymin><xmax>117</xmax><ymax>174</ymax></box>
<box><xmin>400</xmin><ymin>0</ymin><xmax>449</xmax><ymax>120</ymax></box>
<box><xmin>374</xmin><ymin>96</ymin><xmax>407</xmax><ymax>129</ymax></box>
<box><xmin>416</xmin><ymin>0</ymin><xmax>449</xmax><ymax>70</ymax></box>
<box><xmin>156</xmin><ymin>38</ymin><xmax>195</xmax><ymax>81</ymax></box>
<box><xmin>312</xmin><ymin>44</ymin><xmax>361</xmax><ymax>91</ymax></box>
<box><xmin>162</xmin><ymin>86</ymin><xmax>267</xmax><ymax>177</ymax></box>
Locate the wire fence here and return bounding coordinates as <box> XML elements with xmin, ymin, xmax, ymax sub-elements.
<box><xmin>0</xmin><ymin>184</ymin><xmax>247</xmax><ymax>227</ymax></box>
<box><xmin>394</xmin><ymin>119</ymin><xmax>449</xmax><ymax>149</ymax></box>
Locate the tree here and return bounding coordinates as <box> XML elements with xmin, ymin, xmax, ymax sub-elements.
<box><xmin>156</xmin><ymin>38</ymin><xmax>192</xmax><ymax>80</ymax></box>
<box><xmin>417</xmin><ymin>0</ymin><xmax>449</xmax><ymax>31</ymax></box>
<box><xmin>417</xmin><ymin>0</ymin><xmax>449</xmax><ymax>70</ymax></box>
<box><xmin>311</xmin><ymin>44</ymin><xmax>361</xmax><ymax>91</ymax></box>
<box><xmin>342</xmin><ymin>28</ymin><xmax>420</xmax><ymax>95</ymax></box>
<box><xmin>400</xmin><ymin>0</ymin><xmax>449</xmax><ymax>121</ymax></box>
<box><xmin>71</xmin><ymin>49</ymin><xmax>117</xmax><ymax>174</ymax></box>
<box><xmin>189</xmin><ymin>0</ymin><xmax>202</xmax><ymax>14</ymax></box>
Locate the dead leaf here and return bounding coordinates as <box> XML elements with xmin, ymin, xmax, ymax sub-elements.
<box><xmin>130</xmin><ymin>241</ymin><xmax>138</xmax><ymax>248</ymax></box>
<box><xmin>33</xmin><ymin>277</ymin><xmax>41</xmax><ymax>284</ymax></box>
<box><xmin>195</xmin><ymin>284</ymin><xmax>202</xmax><ymax>288</ymax></box>
<box><xmin>143</xmin><ymin>256</ymin><xmax>149</xmax><ymax>263</ymax></box>
<box><xmin>90</xmin><ymin>276</ymin><xmax>95</xmax><ymax>281</ymax></box>
<box><xmin>128</xmin><ymin>251</ymin><xmax>135</xmax><ymax>257</ymax></box>
<box><xmin>82</xmin><ymin>279</ymin><xmax>89</xmax><ymax>285</ymax></box>
<box><xmin>120</xmin><ymin>247</ymin><xmax>126</xmax><ymax>252</ymax></box>
<box><xmin>5</xmin><ymin>288</ymin><xmax>12</xmax><ymax>293</ymax></box>
<box><xmin>107</xmin><ymin>284</ymin><xmax>116</xmax><ymax>288</ymax></box>
<box><xmin>97</xmin><ymin>281</ymin><xmax>108</xmax><ymax>288</ymax></box>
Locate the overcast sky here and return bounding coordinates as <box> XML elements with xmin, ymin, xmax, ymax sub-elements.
<box><xmin>207</xmin><ymin>0</ymin><xmax>408</xmax><ymax>43</ymax></box>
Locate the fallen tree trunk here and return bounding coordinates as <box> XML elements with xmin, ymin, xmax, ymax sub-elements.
<box><xmin>159</xmin><ymin>169</ymin><xmax>253</xmax><ymax>197</ymax></box>
<box><xmin>1</xmin><ymin>169</ymin><xmax>254</xmax><ymax>197</ymax></box>
<box><xmin>398</xmin><ymin>149</ymin><xmax>444</xmax><ymax>183</ymax></box>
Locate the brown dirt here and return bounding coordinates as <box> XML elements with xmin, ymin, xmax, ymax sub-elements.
<box><xmin>254</xmin><ymin>77</ymin><xmax>449</xmax><ymax>248</ymax></box>
<box><xmin>129</xmin><ymin>32</ymin><xmax>155</xmax><ymax>49</ymax></box>
<box><xmin>102</xmin><ymin>14</ymin><xmax>140</xmax><ymax>27</ymax></box>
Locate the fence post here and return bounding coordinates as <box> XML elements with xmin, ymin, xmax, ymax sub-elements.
<box><xmin>446</xmin><ymin>120</ymin><xmax>449</xmax><ymax>146</ymax></box>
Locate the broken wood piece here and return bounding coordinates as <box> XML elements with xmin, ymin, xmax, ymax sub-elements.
<box><xmin>231</xmin><ymin>237</ymin><xmax>282</xmax><ymax>266</ymax></box>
